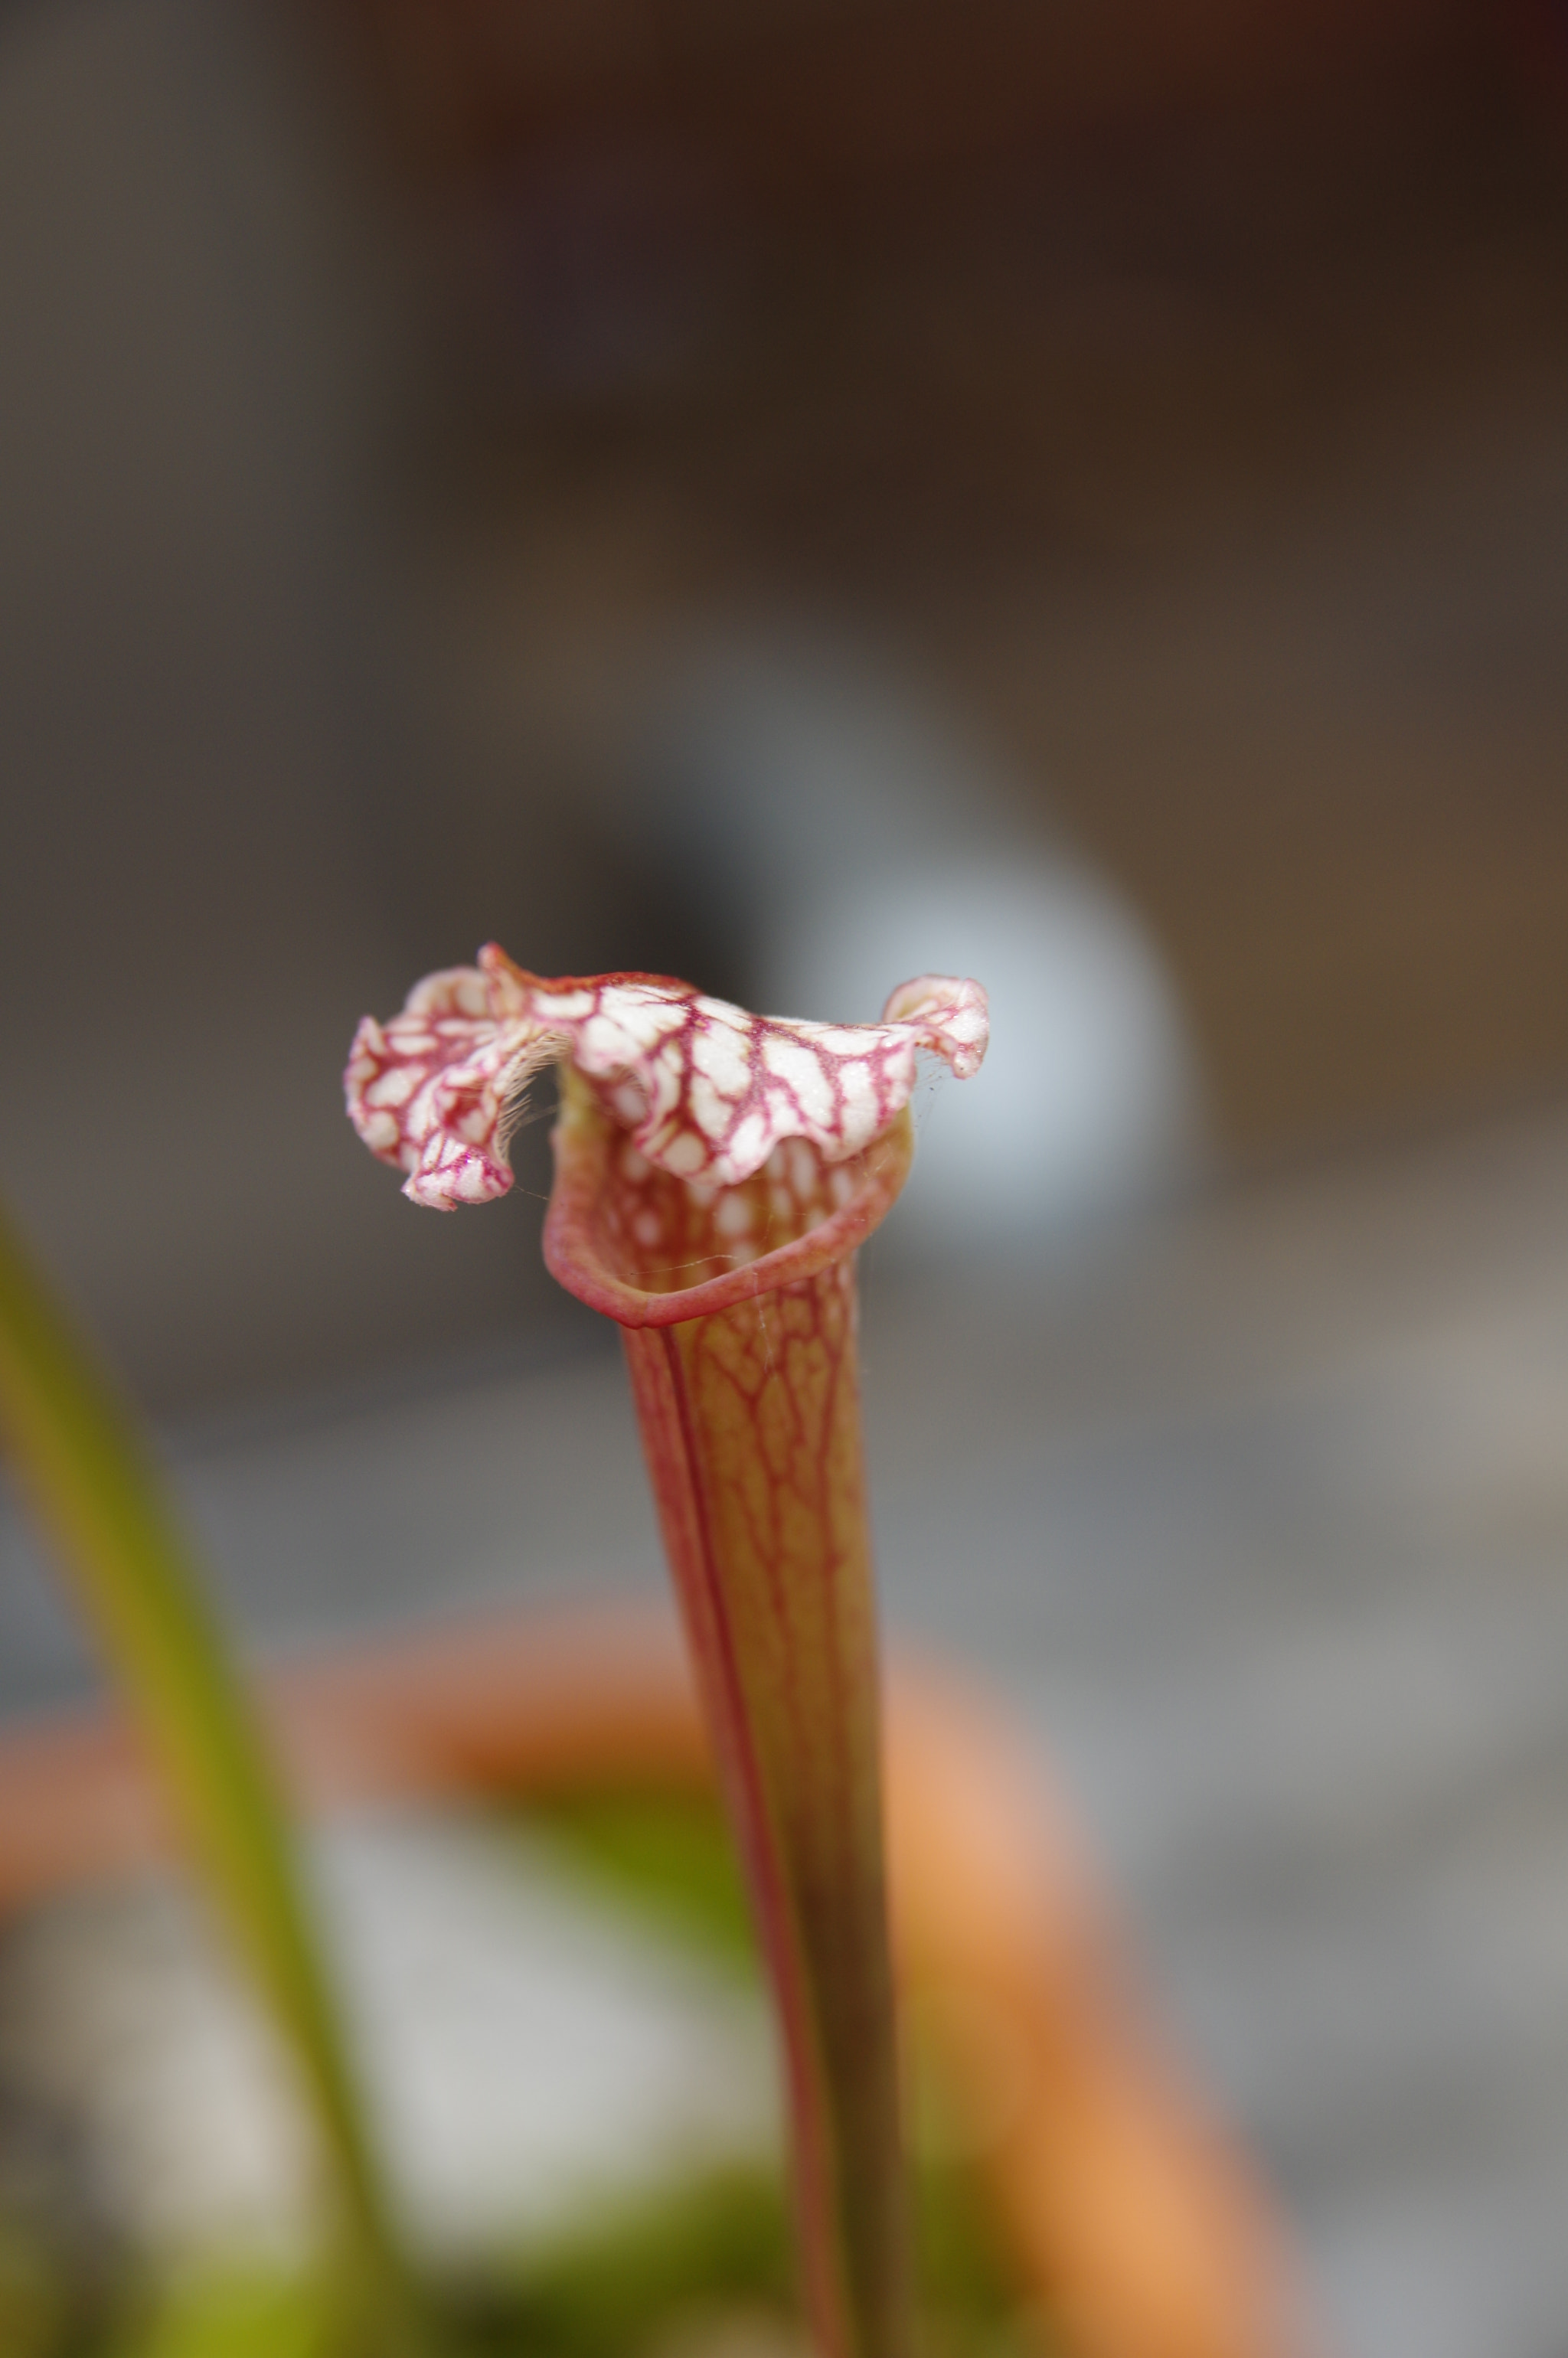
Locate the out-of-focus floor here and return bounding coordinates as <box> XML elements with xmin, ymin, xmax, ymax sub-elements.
<box><xmin>7</xmin><ymin>1104</ymin><xmax>1568</xmax><ymax>2358</ymax></box>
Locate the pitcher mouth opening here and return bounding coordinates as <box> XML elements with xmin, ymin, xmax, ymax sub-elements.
<box><xmin>542</xmin><ymin>1070</ymin><xmax>915</xmax><ymax>1330</ymax></box>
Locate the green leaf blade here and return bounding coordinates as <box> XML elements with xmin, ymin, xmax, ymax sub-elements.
<box><xmin>0</xmin><ymin>1200</ymin><xmax>417</xmax><ymax>2350</ymax></box>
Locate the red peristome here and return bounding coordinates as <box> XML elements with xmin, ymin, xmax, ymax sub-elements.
<box><xmin>345</xmin><ymin>948</ymin><xmax>987</xmax><ymax>1213</ymax></box>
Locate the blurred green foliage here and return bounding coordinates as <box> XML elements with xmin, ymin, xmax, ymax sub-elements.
<box><xmin>514</xmin><ymin>1789</ymin><xmax>756</xmax><ymax>1972</ymax></box>
<box><xmin>90</xmin><ymin>2151</ymin><xmax>1030</xmax><ymax>2358</ymax></box>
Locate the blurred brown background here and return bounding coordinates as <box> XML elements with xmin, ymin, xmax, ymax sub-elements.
<box><xmin>1</xmin><ymin>0</ymin><xmax>1566</xmax><ymax>1409</ymax></box>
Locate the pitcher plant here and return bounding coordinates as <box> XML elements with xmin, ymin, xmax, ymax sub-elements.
<box><xmin>347</xmin><ymin>949</ymin><xmax>988</xmax><ymax>2358</ymax></box>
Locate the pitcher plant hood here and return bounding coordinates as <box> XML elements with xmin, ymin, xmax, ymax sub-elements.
<box><xmin>345</xmin><ymin>946</ymin><xmax>988</xmax><ymax>1213</ymax></box>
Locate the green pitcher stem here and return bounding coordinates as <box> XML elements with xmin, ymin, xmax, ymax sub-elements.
<box><xmin>545</xmin><ymin>1073</ymin><xmax>916</xmax><ymax>2358</ymax></box>
<box><xmin>622</xmin><ymin>1279</ymin><xmax>911</xmax><ymax>2358</ymax></box>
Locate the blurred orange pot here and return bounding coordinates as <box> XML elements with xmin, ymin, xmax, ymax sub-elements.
<box><xmin>0</xmin><ymin>1602</ymin><xmax>1306</xmax><ymax>2358</ymax></box>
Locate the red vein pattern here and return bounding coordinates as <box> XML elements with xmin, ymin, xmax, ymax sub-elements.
<box><xmin>345</xmin><ymin>945</ymin><xmax>986</xmax><ymax>1210</ymax></box>
<box><xmin>345</xmin><ymin>958</ymin><xmax>988</xmax><ymax>2358</ymax></box>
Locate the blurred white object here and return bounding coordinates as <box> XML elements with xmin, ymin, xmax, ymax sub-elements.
<box><xmin>652</xmin><ymin>636</ymin><xmax>1206</xmax><ymax>1252</ymax></box>
<box><xmin>766</xmin><ymin>856</ymin><xmax>1200</xmax><ymax>1248</ymax></box>
<box><xmin>0</xmin><ymin>1813</ymin><xmax>775</xmax><ymax>2268</ymax></box>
